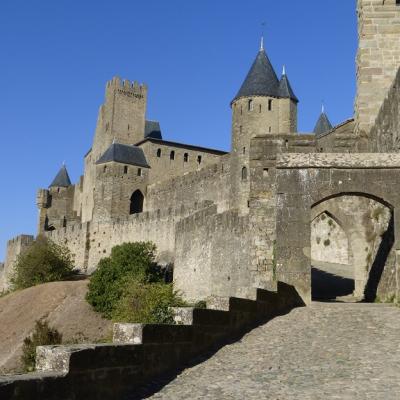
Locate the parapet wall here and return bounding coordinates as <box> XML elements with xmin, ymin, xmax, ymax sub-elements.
<box><xmin>0</xmin><ymin>282</ymin><xmax>304</xmax><ymax>400</ymax></box>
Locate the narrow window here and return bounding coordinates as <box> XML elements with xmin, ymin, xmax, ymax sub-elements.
<box><xmin>268</xmin><ymin>99</ymin><xmax>273</xmax><ymax>111</ymax></box>
<box><xmin>242</xmin><ymin>167</ymin><xmax>248</xmax><ymax>181</ymax></box>
<box><xmin>137</xmin><ymin>168</ymin><xmax>142</xmax><ymax>176</ymax></box>
<box><xmin>269</xmin><ymin>127</ymin><xmax>272</xmax><ymax>133</ymax></box>
<box><xmin>127</xmin><ymin>124</ymin><xmax>130</xmax><ymax>131</ymax></box>
<box><xmin>170</xmin><ymin>151</ymin><xmax>175</xmax><ymax>160</ymax></box>
<box><xmin>243</xmin><ymin>147</ymin><xmax>246</xmax><ymax>154</ymax></box>
<box><xmin>130</xmin><ymin>190</ymin><xmax>144</xmax><ymax>214</ymax></box>
<box><xmin>157</xmin><ymin>148</ymin><xmax>162</xmax><ymax>157</ymax></box>
<box><xmin>63</xmin><ymin>216</ymin><xmax>67</xmax><ymax>228</ymax></box>
<box><xmin>248</xmin><ymin>99</ymin><xmax>254</xmax><ymax>111</ymax></box>
<box><xmin>239</xmin><ymin>125</ymin><xmax>242</xmax><ymax>134</ymax></box>
<box><xmin>240</xmin><ymin>106</ymin><xmax>243</xmax><ymax>115</ymax></box>
<box><xmin>103</xmin><ymin>165</ymin><xmax>107</xmax><ymax>173</ymax></box>
<box><xmin>184</xmin><ymin>153</ymin><xmax>189</xmax><ymax>162</ymax></box>
<box><xmin>259</xmin><ymin>104</ymin><xmax>262</xmax><ymax>113</ymax></box>
<box><xmin>105</xmin><ymin>122</ymin><xmax>110</xmax><ymax>131</ymax></box>
<box><xmin>197</xmin><ymin>155</ymin><xmax>202</xmax><ymax>164</ymax></box>
<box><xmin>124</xmin><ymin>166</ymin><xmax>128</xmax><ymax>174</ymax></box>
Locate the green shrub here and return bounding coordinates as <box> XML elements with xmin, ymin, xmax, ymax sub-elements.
<box><xmin>21</xmin><ymin>320</ymin><xmax>62</xmax><ymax>372</ymax></box>
<box><xmin>86</xmin><ymin>242</ymin><xmax>161</xmax><ymax>318</ymax></box>
<box><xmin>112</xmin><ymin>279</ymin><xmax>187</xmax><ymax>324</ymax></box>
<box><xmin>10</xmin><ymin>236</ymin><xmax>75</xmax><ymax>290</ymax></box>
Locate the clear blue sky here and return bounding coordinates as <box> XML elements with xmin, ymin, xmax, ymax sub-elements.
<box><xmin>0</xmin><ymin>0</ymin><xmax>357</xmax><ymax>261</ymax></box>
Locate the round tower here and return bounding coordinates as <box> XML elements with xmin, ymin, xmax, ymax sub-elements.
<box><xmin>230</xmin><ymin>38</ymin><xmax>299</xmax><ymax>213</ymax></box>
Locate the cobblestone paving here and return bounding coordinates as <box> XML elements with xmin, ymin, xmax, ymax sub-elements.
<box><xmin>145</xmin><ymin>303</ymin><xmax>400</xmax><ymax>399</ymax></box>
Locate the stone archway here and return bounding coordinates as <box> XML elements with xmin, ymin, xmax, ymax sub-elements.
<box><xmin>310</xmin><ymin>194</ymin><xmax>393</xmax><ymax>300</ymax></box>
<box><xmin>275</xmin><ymin>156</ymin><xmax>400</xmax><ymax>304</ymax></box>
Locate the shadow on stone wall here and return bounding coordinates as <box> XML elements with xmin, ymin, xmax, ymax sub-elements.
<box><xmin>364</xmin><ymin>213</ymin><xmax>394</xmax><ymax>302</ymax></box>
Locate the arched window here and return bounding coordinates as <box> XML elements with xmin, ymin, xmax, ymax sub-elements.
<box><xmin>157</xmin><ymin>148</ymin><xmax>162</xmax><ymax>158</ymax></box>
<box><xmin>248</xmin><ymin>99</ymin><xmax>254</xmax><ymax>111</ymax></box>
<box><xmin>268</xmin><ymin>99</ymin><xmax>273</xmax><ymax>111</ymax></box>
<box><xmin>184</xmin><ymin>153</ymin><xmax>189</xmax><ymax>162</ymax></box>
<box><xmin>170</xmin><ymin>151</ymin><xmax>175</xmax><ymax>160</ymax></box>
<box><xmin>242</xmin><ymin>167</ymin><xmax>248</xmax><ymax>181</ymax></box>
<box><xmin>130</xmin><ymin>190</ymin><xmax>144</xmax><ymax>214</ymax></box>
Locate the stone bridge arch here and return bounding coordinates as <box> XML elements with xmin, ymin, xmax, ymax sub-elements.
<box><xmin>275</xmin><ymin>154</ymin><xmax>400</xmax><ymax>303</ymax></box>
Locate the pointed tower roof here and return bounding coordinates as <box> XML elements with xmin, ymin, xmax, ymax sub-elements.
<box><xmin>278</xmin><ymin>67</ymin><xmax>299</xmax><ymax>103</ymax></box>
<box><xmin>233</xmin><ymin>42</ymin><xmax>280</xmax><ymax>102</ymax></box>
<box><xmin>49</xmin><ymin>165</ymin><xmax>72</xmax><ymax>188</ymax></box>
<box><xmin>314</xmin><ymin>107</ymin><xmax>333</xmax><ymax>136</ymax></box>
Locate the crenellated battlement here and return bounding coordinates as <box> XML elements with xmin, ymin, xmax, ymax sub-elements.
<box><xmin>106</xmin><ymin>76</ymin><xmax>147</xmax><ymax>98</ymax></box>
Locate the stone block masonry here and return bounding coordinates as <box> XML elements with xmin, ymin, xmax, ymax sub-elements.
<box><xmin>356</xmin><ymin>0</ymin><xmax>400</xmax><ymax>137</ymax></box>
<box><xmin>0</xmin><ymin>282</ymin><xmax>304</xmax><ymax>400</ymax></box>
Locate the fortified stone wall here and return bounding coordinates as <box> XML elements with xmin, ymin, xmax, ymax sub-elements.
<box><xmin>356</xmin><ymin>0</ymin><xmax>400</xmax><ymax>137</ymax></box>
<box><xmin>248</xmin><ymin>133</ymin><xmax>317</xmax><ymax>289</ymax></box>
<box><xmin>369</xmin><ymin>68</ymin><xmax>400</xmax><ymax>152</ymax></box>
<box><xmin>46</xmin><ymin>201</ymin><xmax>213</xmax><ymax>273</ymax></box>
<box><xmin>315</xmin><ymin>119</ymin><xmax>356</xmax><ymax>153</ymax></box>
<box><xmin>146</xmin><ymin>155</ymin><xmax>231</xmax><ymax>212</ymax></box>
<box><xmin>2</xmin><ymin>235</ymin><xmax>34</xmax><ymax>291</ymax></box>
<box><xmin>174</xmin><ymin>206</ymin><xmax>251</xmax><ymax>302</ymax></box>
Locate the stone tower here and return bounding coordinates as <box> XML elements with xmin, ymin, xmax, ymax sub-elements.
<box><xmin>91</xmin><ymin>77</ymin><xmax>148</xmax><ymax>163</ymax></box>
<box><xmin>230</xmin><ymin>39</ymin><xmax>298</xmax><ymax>212</ymax></box>
<box><xmin>355</xmin><ymin>0</ymin><xmax>400</xmax><ymax>138</ymax></box>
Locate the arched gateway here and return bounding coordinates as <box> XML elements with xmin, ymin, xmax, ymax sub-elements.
<box><xmin>275</xmin><ymin>153</ymin><xmax>400</xmax><ymax>304</ymax></box>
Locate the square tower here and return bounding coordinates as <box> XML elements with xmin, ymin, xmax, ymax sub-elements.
<box><xmin>355</xmin><ymin>0</ymin><xmax>400</xmax><ymax>137</ymax></box>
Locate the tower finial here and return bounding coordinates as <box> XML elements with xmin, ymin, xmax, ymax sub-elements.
<box><xmin>260</xmin><ymin>21</ymin><xmax>266</xmax><ymax>51</ymax></box>
<box><xmin>321</xmin><ymin>101</ymin><xmax>325</xmax><ymax>114</ymax></box>
<box><xmin>282</xmin><ymin>65</ymin><xmax>286</xmax><ymax>76</ymax></box>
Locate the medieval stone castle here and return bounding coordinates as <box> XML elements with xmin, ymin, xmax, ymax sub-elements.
<box><xmin>2</xmin><ymin>0</ymin><xmax>400</xmax><ymax>305</ymax></box>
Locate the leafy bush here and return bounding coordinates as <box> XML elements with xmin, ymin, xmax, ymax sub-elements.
<box><xmin>112</xmin><ymin>279</ymin><xmax>187</xmax><ymax>324</ymax></box>
<box><xmin>10</xmin><ymin>236</ymin><xmax>75</xmax><ymax>290</ymax></box>
<box><xmin>21</xmin><ymin>320</ymin><xmax>62</xmax><ymax>372</ymax></box>
<box><xmin>86</xmin><ymin>242</ymin><xmax>162</xmax><ymax>318</ymax></box>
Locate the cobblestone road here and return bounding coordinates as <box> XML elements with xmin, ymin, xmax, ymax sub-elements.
<box><xmin>144</xmin><ymin>303</ymin><xmax>400</xmax><ymax>399</ymax></box>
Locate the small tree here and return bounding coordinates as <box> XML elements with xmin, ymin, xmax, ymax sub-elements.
<box><xmin>112</xmin><ymin>279</ymin><xmax>186</xmax><ymax>324</ymax></box>
<box><xmin>86</xmin><ymin>242</ymin><xmax>161</xmax><ymax>318</ymax></box>
<box><xmin>10</xmin><ymin>236</ymin><xmax>75</xmax><ymax>290</ymax></box>
<box><xmin>21</xmin><ymin>320</ymin><xmax>62</xmax><ymax>372</ymax></box>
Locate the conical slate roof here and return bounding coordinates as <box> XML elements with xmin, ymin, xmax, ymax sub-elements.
<box><xmin>96</xmin><ymin>142</ymin><xmax>150</xmax><ymax>168</ymax></box>
<box><xmin>233</xmin><ymin>49</ymin><xmax>280</xmax><ymax>102</ymax></box>
<box><xmin>49</xmin><ymin>165</ymin><xmax>72</xmax><ymax>188</ymax></box>
<box><xmin>314</xmin><ymin>112</ymin><xmax>333</xmax><ymax>136</ymax></box>
<box><xmin>278</xmin><ymin>73</ymin><xmax>298</xmax><ymax>103</ymax></box>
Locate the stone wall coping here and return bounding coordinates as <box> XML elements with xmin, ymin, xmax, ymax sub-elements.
<box><xmin>277</xmin><ymin>153</ymin><xmax>400</xmax><ymax>169</ymax></box>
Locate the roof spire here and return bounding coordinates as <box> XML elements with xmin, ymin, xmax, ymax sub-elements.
<box><xmin>321</xmin><ymin>101</ymin><xmax>325</xmax><ymax>114</ymax></box>
<box><xmin>260</xmin><ymin>21</ymin><xmax>266</xmax><ymax>51</ymax></box>
<box><xmin>282</xmin><ymin>65</ymin><xmax>286</xmax><ymax>76</ymax></box>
